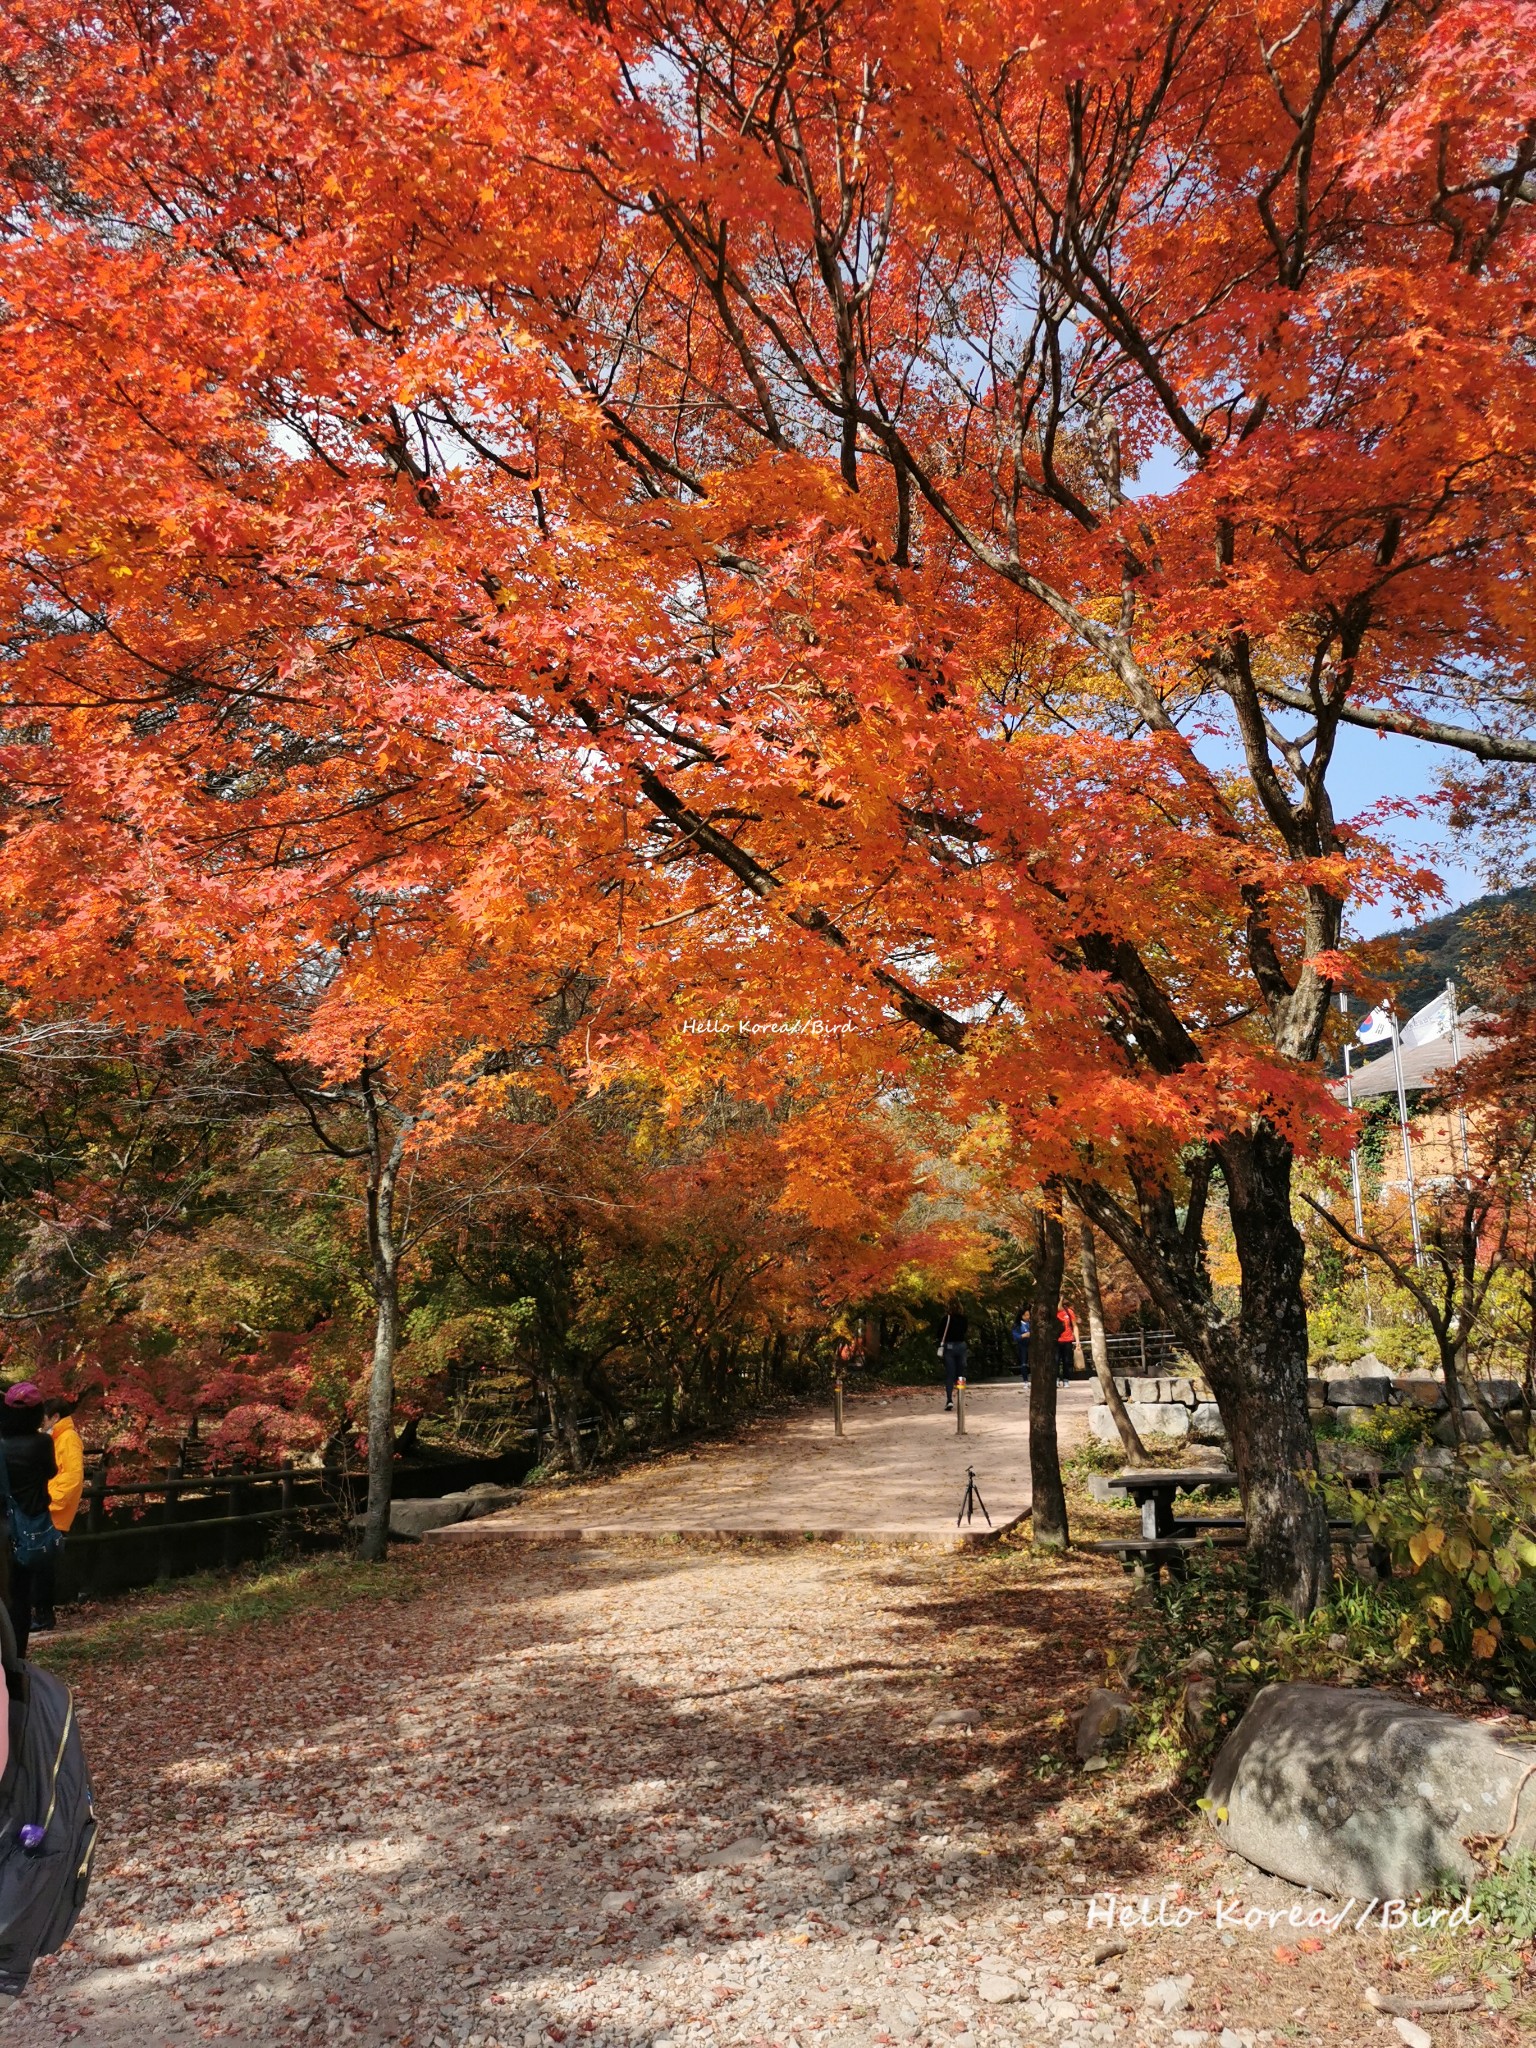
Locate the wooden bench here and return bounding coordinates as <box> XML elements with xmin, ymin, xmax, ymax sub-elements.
<box><xmin>1080</xmin><ymin>1532</ymin><xmax>1247</xmax><ymax>1582</ymax></box>
<box><xmin>1084</xmin><ymin>1519</ymin><xmax>1379</xmax><ymax>1582</ymax></box>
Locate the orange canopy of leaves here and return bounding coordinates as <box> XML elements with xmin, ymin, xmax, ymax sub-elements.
<box><xmin>1</xmin><ymin>0</ymin><xmax>1530</xmax><ymax>1192</ymax></box>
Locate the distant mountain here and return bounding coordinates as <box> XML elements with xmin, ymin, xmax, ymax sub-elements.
<box><xmin>1377</xmin><ymin>885</ymin><xmax>1536</xmax><ymax>1016</ymax></box>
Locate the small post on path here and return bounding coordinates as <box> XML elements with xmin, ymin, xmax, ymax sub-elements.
<box><xmin>833</xmin><ymin>1376</ymin><xmax>845</xmax><ymax>1438</ymax></box>
<box><xmin>955</xmin><ymin>1378</ymin><xmax>967</xmax><ymax>1436</ymax></box>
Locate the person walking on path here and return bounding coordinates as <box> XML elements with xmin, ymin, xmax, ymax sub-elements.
<box><xmin>938</xmin><ymin>1308</ymin><xmax>969</xmax><ymax>1411</ymax></box>
<box><xmin>0</xmin><ymin>1384</ymin><xmax>60</xmax><ymax>1659</ymax></box>
<box><xmin>1011</xmin><ymin>1312</ymin><xmax>1030</xmax><ymax>1382</ymax></box>
<box><xmin>1056</xmin><ymin>1305</ymin><xmax>1078</xmax><ymax>1381</ymax></box>
<box><xmin>36</xmin><ymin>1393</ymin><xmax>85</xmax><ymax>1633</ymax></box>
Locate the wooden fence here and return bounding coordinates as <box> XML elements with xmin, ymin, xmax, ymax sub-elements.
<box><xmin>56</xmin><ymin>1446</ymin><xmax>533</xmax><ymax>1600</ymax></box>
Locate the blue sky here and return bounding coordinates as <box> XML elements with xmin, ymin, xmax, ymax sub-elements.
<box><xmin>1127</xmin><ymin>444</ymin><xmax>1478</xmax><ymax>940</ymax></box>
<box><xmin>1324</xmin><ymin>726</ymin><xmax>1477</xmax><ymax>938</ymax></box>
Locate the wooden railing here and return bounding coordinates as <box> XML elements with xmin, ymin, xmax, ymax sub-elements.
<box><xmin>1102</xmin><ymin>1330</ymin><xmax>1187</xmax><ymax>1373</ymax></box>
<box><xmin>67</xmin><ymin>1461</ymin><xmax>344</xmax><ymax>1583</ymax></box>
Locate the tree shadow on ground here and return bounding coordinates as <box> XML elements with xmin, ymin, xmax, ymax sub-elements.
<box><xmin>29</xmin><ymin>1536</ymin><xmax>1203</xmax><ymax>2048</ymax></box>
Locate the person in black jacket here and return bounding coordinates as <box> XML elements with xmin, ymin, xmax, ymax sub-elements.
<box><xmin>0</xmin><ymin>1384</ymin><xmax>57</xmax><ymax>1659</ymax></box>
<box><xmin>938</xmin><ymin>1307</ymin><xmax>969</xmax><ymax>1412</ymax></box>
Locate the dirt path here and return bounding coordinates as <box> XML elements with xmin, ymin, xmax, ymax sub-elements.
<box><xmin>17</xmin><ymin>1535</ymin><xmax>1496</xmax><ymax>2048</ymax></box>
<box><xmin>438</xmin><ymin>1384</ymin><xmax>1095</xmax><ymax>1546</ymax></box>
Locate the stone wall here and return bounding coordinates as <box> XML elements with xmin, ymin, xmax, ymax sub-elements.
<box><xmin>1087</xmin><ymin>1374</ymin><xmax>1224</xmax><ymax>1446</ymax></box>
<box><xmin>1089</xmin><ymin>1365</ymin><xmax>1525</xmax><ymax>1449</ymax></box>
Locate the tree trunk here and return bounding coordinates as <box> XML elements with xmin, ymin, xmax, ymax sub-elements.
<box><xmin>1450</xmin><ymin>1338</ymin><xmax>1513</xmax><ymax>1449</ymax></box>
<box><xmin>1076</xmin><ymin>1213</ymin><xmax>1150</xmax><ymax>1466</ymax></box>
<box><xmin>1029</xmin><ymin>1206</ymin><xmax>1070</xmax><ymax>1549</ymax></box>
<box><xmin>1208</xmin><ymin>1125</ymin><xmax>1331</xmax><ymax>1615</ymax></box>
<box><xmin>1075</xmin><ymin>1124</ymin><xmax>1331</xmax><ymax>1614</ymax></box>
<box><xmin>359</xmin><ymin>1072</ymin><xmax>406</xmax><ymax>1566</ymax></box>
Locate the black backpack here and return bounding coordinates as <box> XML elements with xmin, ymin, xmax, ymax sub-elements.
<box><xmin>0</xmin><ymin>1605</ymin><xmax>97</xmax><ymax>2002</ymax></box>
<box><xmin>0</xmin><ymin>1441</ymin><xmax>64</xmax><ymax>1571</ymax></box>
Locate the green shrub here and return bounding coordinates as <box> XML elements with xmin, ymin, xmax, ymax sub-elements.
<box><xmin>1469</xmin><ymin>1852</ymin><xmax>1536</xmax><ymax>1944</ymax></box>
<box><xmin>1339</xmin><ymin>1452</ymin><xmax>1536</xmax><ymax>1699</ymax></box>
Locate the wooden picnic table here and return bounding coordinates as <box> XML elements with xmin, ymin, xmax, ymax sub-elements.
<box><xmin>1108</xmin><ymin>1466</ymin><xmax>1238</xmax><ymax>1540</ymax></box>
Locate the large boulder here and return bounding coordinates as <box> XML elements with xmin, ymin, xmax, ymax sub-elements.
<box><xmin>1189</xmin><ymin>1403</ymin><xmax>1227</xmax><ymax>1442</ymax></box>
<box><xmin>1206</xmin><ymin>1682</ymin><xmax>1536</xmax><ymax>1897</ymax></box>
<box><xmin>370</xmin><ymin>1484</ymin><xmax>524</xmax><ymax>1541</ymax></box>
<box><xmin>455</xmin><ymin>1482</ymin><xmax>525</xmax><ymax>1518</ymax></box>
<box><xmin>383</xmin><ymin>1496</ymin><xmax>467</xmax><ymax>1539</ymax></box>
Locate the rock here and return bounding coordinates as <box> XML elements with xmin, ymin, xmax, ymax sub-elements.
<box><xmin>1086</xmin><ymin>1472</ymin><xmax>1115</xmax><ymax>1502</ymax></box>
<box><xmin>1396</xmin><ymin>1376</ymin><xmax>1449</xmax><ymax>1412</ymax></box>
<box><xmin>1478</xmin><ymin>1379</ymin><xmax>1522</xmax><ymax>1411</ymax></box>
<box><xmin>1041</xmin><ymin>1907</ymin><xmax>1068</xmax><ymax>1925</ymax></box>
<box><xmin>1326</xmin><ymin>1633</ymin><xmax>1348</xmax><ymax>1653</ymax></box>
<box><xmin>1171</xmin><ymin>2033</ymin><xmax>1212</xmax><ymax>2048</ymax></box>
<box><xmin>1090</xmin><ymin>1401</ymin><xmax>1194</xmax><ymax>1443</ymax></box>
<box><xmin>701</xmin><ymin>1837</ymin><xmax>768</xmax><ymax>1866</ymax></box>
<box><xmin>385</xmin><ymin>1495</ymin><xmax>473</xmax><ymax>1539</ymax></box>
<box><xmin>1393</xmin><ymin>2023</ymin><xmax>1432</xmax><ymax>2048</ymax></box>
<box><xmin>1132</xmin><ymin>1401</ymin><xmax>1193</xmax><ymax>1438</ymax></box>
<box><xmin>1318</xmin><ymin>1441</ymin><xmax>1386</xmax><ymax>1476</ymax></box>
<box><xmin>1143</xmin><ymin>1975</ymin><xmax>1193</xmax><ymax>2016</ymax></box>
<box><xmin>1324</xmin><ymin>1377</ymin><xmax>1392</xmax><ymax>1406</ymax></box>
<box><xmin>1091</xmin><ymin>1939</ymin><xmax>1127</xmax><ymax>1965</ymax></box>
<box><xmin>1186</xmin><ymin>1649</ymin><xmax>1217</xmax><ymax>1673</ymax></box>
<box><xmin>1190</xmin><ymin>1402</ymin><xmax>1226</xmax><ymax>1440</ymax></box>
<box><xmin>976</xmin><ymin>1975</ymin><xmax>1020</xmax><ymax>2003</ymax></box>
<box><xmin>1075</xmin><ymin>1688</ymin><xmax>1135</xmax><ymax>1760</ymax></box>
<box><xmin>930</xmin><ymin>1708</ymin><xmax>980</xmax><ymax>1729</ymax></box>
<box><xmin>820</xmin><ymin>1862</ymin><xmax>855</xmax><ymax>1886</ymax></box>
<box><xmin>1219</xmin><ymin>2033</ymin><xmax>1250</xmax><ymax>2048</ymax></box>
<box><xmin>1183</xmin><ymin>1677</ymin><xmax>1218</xmax><ymax>1729</ymax></box>
<box><xmin>1334</xmin><ymin>1406</ymin><xmax>1378</xmax><ymax>1431</ymax></box>
<box><xmin>1417</xmin><ymin>1445</ymin><xmax>1456</xmax><ymax>1473</ymax></box>
<box><xmin>381</xmin><ymin>1483</ymin><xmax>525</xmax><ymax>1539</ymax></box>
<box><xmin>600</xmin><ymin>1890</ymin><xmax>635</xmax><ymax>1914</ymax></box>
<box><xmin>1435</xmin><ymin>1409</ymin><xmax>1492</xmax><ymax>1446</ymax></box>
<box><xmin>456</xmin><ymin>1483</ymin><xmax>525</xmax><ymax>1517</ymax></box>
<box><xmin>1206</xmin><ymin>1681</ymin><xmax>1536</xmax><ymax>1897</ymax></box>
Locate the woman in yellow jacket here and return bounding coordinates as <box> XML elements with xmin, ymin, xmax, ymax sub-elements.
<box><xmin>37</xmin><ymin>1394</ymin><xmax>84</xmax><ymax>1633</ymax></box>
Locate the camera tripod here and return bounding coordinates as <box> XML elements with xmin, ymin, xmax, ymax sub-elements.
<box><xmin>956</xmin><ymin>1465</ymin><xmax>991</xmax><ymax>1528</ymax></box>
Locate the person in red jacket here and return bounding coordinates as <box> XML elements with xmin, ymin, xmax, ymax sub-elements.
<box><xmin>1056</xmin><ymin>1305</ymin><xmax>1079</xmax><ymax>1380</ymax></box>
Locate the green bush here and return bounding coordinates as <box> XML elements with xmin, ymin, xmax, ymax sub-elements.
<box><xmin>1338</xmin><ymin>1452</ymin><xmax>1536</xmax><ymax>1700</ymax></box>
<box><xmin>1469</xmin><ymin>1852</ymin><xmax>1536</xmax><ymax>1944</ymax></box>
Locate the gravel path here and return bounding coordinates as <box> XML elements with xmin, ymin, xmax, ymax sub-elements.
<box><xmin>17</xmin><ymin>1541</ymin><xmax>1492</xmax><ymax>2048</ymax></box>
<box><xmin>435</xmin><ymin>1386</ymin><xmax>1095</xmax><ymax>1545</ymax></box>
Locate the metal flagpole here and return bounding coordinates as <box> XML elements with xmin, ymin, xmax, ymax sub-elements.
<box><xmin>1446</xmin><ymin>977</ymin><xmax>1471</xmax><ymax>1173</ymax></box>
<box><xmin>1342</xmin><ymin>1052</ymin><xmax>1366</xmax><ymax>1237</ymax></box>
<box><xmin>1339</xmin><ymin>995</ymin><xmax>1372</xmax><ymax>1326</ymax></box>
<box><xmin>1388</xmin><ymin>1007</ymin><xmax>1425</xmax><ymax>1266</ymax></box>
